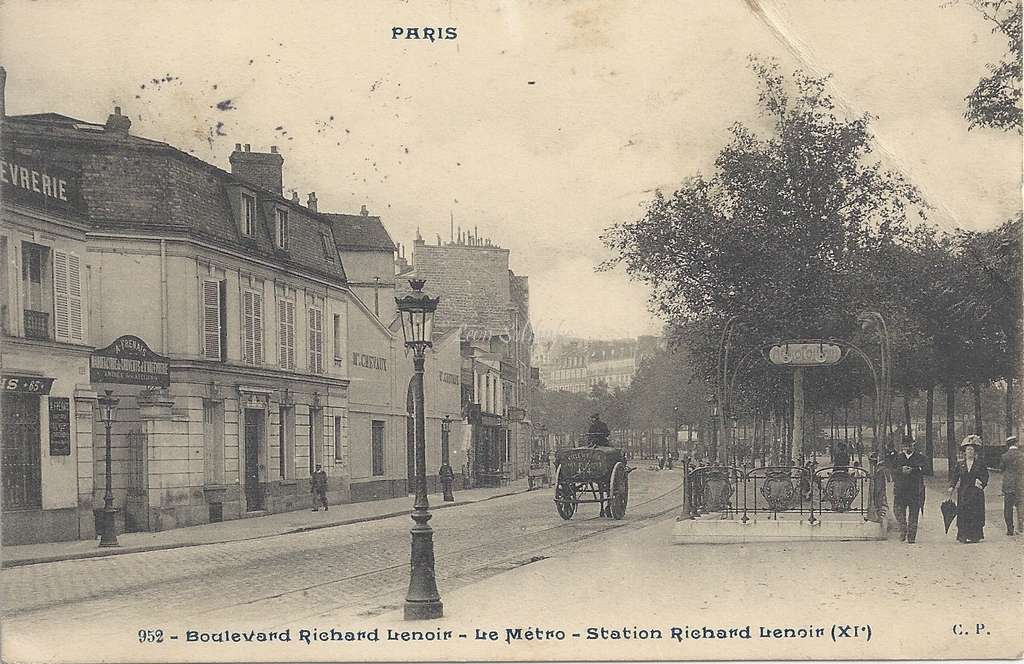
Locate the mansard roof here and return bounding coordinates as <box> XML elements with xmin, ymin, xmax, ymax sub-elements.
<box><xmin>322</xmin><ymin>213</ymin><xmax>396</xmax><ymax>251</ymax></box>
<box><xmin>2</xmin><ymin>112</ymin><xmax>347</xmax><ymax>284</ymax></box>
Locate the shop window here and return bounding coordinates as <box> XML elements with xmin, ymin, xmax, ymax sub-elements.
<box><xmin>202</xmin><ymin>279</ymin><xmax>227</xmax><ymax>361</ymax></box>
<box><xmin>371</xmin><ymin>420</ymin><xmax>385</xmax><ymax>476</ymax></box>
<box><xmin>203</xmin><ymin>402</ymin><xmax>225</xmax><ymax>484</ymax></box>
<box><xmin>242</xmin><ymin>289</ymin><xmax>264</xmax><ymax>366</ymax></box>
<box><xmin>278</xmin><ymin>298</ymin><xmax>296</xmax><ymax>370</ymax></box>
<box><xmin>334</xmin><ymin>415</ymin><xmax>344</xmax><ymax>463</ymax></box>
<box><xmin>2</xmin><ymin>393</ymin><xmax>42</xmax><ymax>510</ymax></box>
<box><xmin>278</xmin><ymin>406</ymin><xmax>294</xmax><ymax>479</ymax></box>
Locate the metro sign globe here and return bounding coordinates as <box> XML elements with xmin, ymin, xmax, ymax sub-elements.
<box><xmin>768</xmin><ymin>342</ymin><xmax>843</xmax><ymax>367</ymax></box>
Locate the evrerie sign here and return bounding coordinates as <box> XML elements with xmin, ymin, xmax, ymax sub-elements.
<box><xmin>1</xmin><ymin>150</ymin><xmax>81</xmax><ymax>215</ymax></box>
<box><xmin>90</xmin><ymin>335</ymin><xmax>171</xmax><ymax>387</ymax></box>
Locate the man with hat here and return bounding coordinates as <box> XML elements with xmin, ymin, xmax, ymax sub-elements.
<box><xmin>1000</xmin><ymin>435</ymin><xmax>1022</xmax><ymax>536</ymax></box>
<box><xmin>892</xmin><ymin>433</ymin><xmax>927</xmax><ymax>543</ymax></box>
<box><xmin>586</xmin><ymin>413</ymin><xmax>610</xmax><ymax>448</ymax></box>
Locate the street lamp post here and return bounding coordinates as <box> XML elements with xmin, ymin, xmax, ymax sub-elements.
<box><xmin>96</xmin><ymin>389</ymin><xmax>120</xmax><ymax>548</ymax></box>
<box><xmin>396</xmin><ymin>279</ymin><xmax>443</xmax><ymax>620</ymax></box>
<box><xmin>439</xmin><ymin>414</ymin><xmax>455</xmax><ymax>502</ymax></box>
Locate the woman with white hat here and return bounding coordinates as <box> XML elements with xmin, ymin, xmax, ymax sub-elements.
<box><xmin>949</xmin><ymin>435</ymin><xmax>990</xmax><ymax>543</ymax></box>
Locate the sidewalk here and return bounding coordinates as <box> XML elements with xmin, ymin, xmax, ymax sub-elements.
<box><xmin>0</xmin><ymin>479</ymin><xmax>531</xmax><ymax>568</ymax></box>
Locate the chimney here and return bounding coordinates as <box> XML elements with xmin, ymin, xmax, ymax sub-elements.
<box><xmin>0</xmin><ymin>67</ymin><xmax>6</xmax><ymax>119</ymax></box>
<box><xmin>105</xmin><ymin>106</ymin><xmax>132</xmax><ymax>134</ymax></box>
<box><xmin>229</xmin><ymin>144</ymin><xmax>284</xmax><ymax>194</ymax></box>
<box><xmin>360</xmin><ymin>204</ymin><xmax>369</xmax><ymax>216</ymax></box>
<box><xmin>290</xmin><ymin>191</ymin><xmax>299</xmax><ymax>203</ymax></box>
<box><xmin>307</xmin><ymin>192</ymin><xmax>318</xmax><ymax>212</ymax></box>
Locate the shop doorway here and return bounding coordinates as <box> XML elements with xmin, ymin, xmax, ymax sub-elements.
<box><xmin>1</xmin><ymin>393</ymin><xmax>42</xmax><ymax>510</ymax></box>
<box><xmin>243</xmin><ymin>408</ymin><xmax>265</xmax><ymax>511</ymax></box>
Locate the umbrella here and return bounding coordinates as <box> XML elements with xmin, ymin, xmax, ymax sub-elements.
<box><xmin>940</xmin><ymin>499</ymin><xmax>958</xmax><ymax>534</ymax></box>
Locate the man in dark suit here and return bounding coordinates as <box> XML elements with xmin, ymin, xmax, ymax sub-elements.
<box><xmin>892</xmin><ymin>434</ymin><xmax>927</xmax><ymax>544</ymax></box>
<box><xmin>1001</xmin><ymin>435</ymin><xmax>1022</xmax><ymax>536</ymax></box>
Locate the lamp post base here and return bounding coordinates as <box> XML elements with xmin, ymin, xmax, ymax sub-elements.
<box><xmin>97</xmin><ymin>507</ymin><xmax>120</xmax><ymax>548</ymax></box>
<box><xmin>405</xmin><ymin>512</ymin><xmax>443</xmax><ymax>620</ymax></box>
<box><xmin>404</xmin><ymin>599</ymin><xmax>444</xmax><ymax>620</ymax></box>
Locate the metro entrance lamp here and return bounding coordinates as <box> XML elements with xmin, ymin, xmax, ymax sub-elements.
<box><xmin>396</xmin><ymin>279</ymin><xmax>443</xmax><ymax>620</ymax></box>
<box><xmin>96</xmin><ymin>389</ymin><xmax>120</xmax><ymax>548</ymax></box>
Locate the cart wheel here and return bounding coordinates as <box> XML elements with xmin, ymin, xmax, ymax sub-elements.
<box><xmin>609</xmin><ymin>462</ymin><xmax>628</xmax><ymax>520</ymax></box>
<box><xmin>554</xmin><ymin>465</ymin><xmax>577</xmax><ymax>520</ymax></box>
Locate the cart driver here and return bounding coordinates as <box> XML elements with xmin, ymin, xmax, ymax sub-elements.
<box><xmin>587</xmin><ymin>413</ymin><xmax>610</xmax><ymax>447</ymax></box>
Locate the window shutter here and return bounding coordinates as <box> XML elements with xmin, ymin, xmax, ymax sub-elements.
<box><xmin>203</xmin><ymin>280</ymin><xmax>222</xmax><ymax>360</ymax></box>
<box><xmin>67</xmin><ymin>253</ymin><xmax>83</xmax><ymax>342</ymax></box>
<box><xmin>309</xmin><ymin>308</ymin><xmax>323</xmax><ymax>374</ymax></box>
<box><xmin>53</xmin><ymin>249</ymin><xmax>70</xmax><ymax>341</ymax></box>
<box><xmin>287</xmin><ymin>302</ymin><xmax>295</xmax><ymax>368</ymax></box>
<box><xmin>279</xmin><ymin>298</ymin><xmax>296</xmax><ymax>369</ymax></box>
<box><xmin>252</xmin><ymin>292</ymin><xmax>264</xmax><ymax>364</ymax></box>
<box><xmin>243</xmin><ymin>290</ymin><xmax>255</xmax><ymax>365</ymax></box>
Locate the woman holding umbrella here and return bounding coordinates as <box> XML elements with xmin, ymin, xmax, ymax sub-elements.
<box><xmin>949</xmin><ymin>435</ymin><xmax>990</xmax><ymax>543</ymax></box>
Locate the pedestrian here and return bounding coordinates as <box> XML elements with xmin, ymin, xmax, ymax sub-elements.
<box><xmin>1000</xmin><ymin>435</ymin><xmax>1023</xmax><ymax>536</ymax></box>
<box><xmin>949</xmin><ymin>435</ymin><xmax>989</xmax><ymax>543</ymax></box>
<box><xmin>311</xmin><ymin>464</ymin><xmax>328</xmax><ymax>512</ymax></box>
<box><xmin>892</xmin><ymin>434</ymin><xmax>927</xmax><ymax>544</ymax></box>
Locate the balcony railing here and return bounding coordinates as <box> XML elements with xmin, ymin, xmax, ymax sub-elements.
<box><xmin>23</xmin><ymin>309</ymin><xmax>50</xmax><ymax>340</ymax></box>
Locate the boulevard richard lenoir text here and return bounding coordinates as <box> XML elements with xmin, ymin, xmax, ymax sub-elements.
<box><xmin>169</xmin><ymin>624</ymin><xmax>872</xmax><ymax>645</ymax></box>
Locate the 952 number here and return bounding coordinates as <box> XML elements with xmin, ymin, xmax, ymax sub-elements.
<box><xmin>139</xmin><ymin>629</ymin><xmax>164</xmax><ymax>643</ymax></box>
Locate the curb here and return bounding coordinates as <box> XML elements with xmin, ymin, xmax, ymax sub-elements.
<box><xmin>2</xmin><ymin>486</ymin><xmax>528</xmax><ymax>569</ymax></box>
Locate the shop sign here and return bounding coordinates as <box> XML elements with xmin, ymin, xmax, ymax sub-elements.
<box><xmin>48</xmin><ymin>397</ymin><xmax>72</xmax><ymax>456</ymax></box>
<box><xmin>2</xmin><ymin>375</ymin><xmax>54</xmax><ymax>394</ymax></box>
<box><xmin>352</xmin><ymin>352</ymin><xmax>387</xmax><ymax>371</ymax></box>
<box><xmin>439</xmin><ymin>371</ymin><xmax>459</xmax><ymax>385</ymax></box>
<box><xmin>768</xmin><ymin>342</ymin><xmax>843</xmax><ymax>367</ymax></box>
<box><xmin>90</xmin><ymin>335</ymin><xmax>171</xmax><ymax>387</ymax></box>
<box><xmin>1</xmin><ymin>150</ymin><xmax>81</xmax><ymax>215</ymax></box>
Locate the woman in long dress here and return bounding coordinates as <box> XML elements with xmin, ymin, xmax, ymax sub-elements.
<box><xmin>949</xmin><ymin>435</ymin><xmax>989</xmax><ymax>543</ymax></box>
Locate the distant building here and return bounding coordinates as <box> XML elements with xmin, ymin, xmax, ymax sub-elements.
<box><xmin>403</xmin><ymin>228</ymin><xmax>533</xmax><ymax>486</ymax></box>
<box><xmin>535</xmin><ymin>335</ymin><xmax>661</xmax><ymax>393</ymax></box>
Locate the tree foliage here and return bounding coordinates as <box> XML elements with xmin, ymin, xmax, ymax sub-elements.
<box><xmin>962</xmin><ymin>0</ymin><xmax>1023</xmax><ymax>133</ymax></box>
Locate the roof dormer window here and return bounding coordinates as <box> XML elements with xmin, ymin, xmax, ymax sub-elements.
<box><xmin>241</xmin><ymin>193</ymin><xmax>257</xmax><ymax>237</ymax></box>
<box><xmin>320</xmin><ymin>232</ymin><xmax>335</xmax><ymax>262</ymax></box>
<box><xmin>275</xmin><ymin>208</ymin><xmax>289</xmax><ymax>249</ymax></box>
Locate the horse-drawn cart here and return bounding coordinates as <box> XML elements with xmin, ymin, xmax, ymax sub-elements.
<box><xmin>553</xmin><ymin>446</ymin><xmax>631</xmax><ymax>520</ymax></box>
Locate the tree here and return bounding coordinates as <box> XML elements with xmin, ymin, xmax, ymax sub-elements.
<box><xmin>962</xmin><ymin>0</ymin><xmax>1023</xmax><ymax>133</ymax></box>
<box><xmin>602</xmin><ymin>58</ymin><xmax>923</xmax><ymax>435</ymax></box>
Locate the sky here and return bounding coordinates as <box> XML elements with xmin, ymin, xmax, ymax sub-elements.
<box><xmin>1</xmin><ymin>0</ymin><xmax>1020</xmax><ymax>340</ymax></box>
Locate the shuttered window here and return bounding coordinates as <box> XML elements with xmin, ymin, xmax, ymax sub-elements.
<box><xmin>202</xmin><ymin>279</ymin><xmax>225</xmax><ymax>360</ymax></box>
<box><xmin>278</xmin><ymin>298</ymin><xmax>296</xmax><ymax>370</ymax></box>
<box><xmin>53</xmin><ymin>249</ymin><xmax>84</xmax><ymax>343</ymax></box>
<box><xmin>243</xmin><ymin>290</ymin><xmax>264</xmax><ymax>366</ymax></box>
<box><xmin>309</xmin><ymin>307</ymin><xmax>324</xmax><ymax>374</ymax></box>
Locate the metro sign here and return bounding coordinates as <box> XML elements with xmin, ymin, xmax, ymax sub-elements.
<box><xmin>768</xmin><ymin>342</ymin><xmax>843</xmax><ymax>367</ymax></box>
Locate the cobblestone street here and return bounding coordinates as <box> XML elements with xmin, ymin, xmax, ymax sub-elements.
<box><xmin>1</xmin><ymin>469</ymin><xmax>682</xmax><ymax>649</ymax></box>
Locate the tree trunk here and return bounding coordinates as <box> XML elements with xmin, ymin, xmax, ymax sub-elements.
<box><xmin>972</xmin><ymin>383</ymin><xmax>983</xmax><ymax>437</ymax></box>
<box><xmin>946</xmin><ymin>385</ymin><xmax>957</xmax><ymax>479</ymax></box>
<box><xmin>904</xmin><ymin>392</ymin><xmax>913</xmax><ymax>438</ymax></box>
<box><xmin>1007</xmin><ymin>378</ymin><xmax>1016</xmax><ymax>440</ymax></box>
<box><xmin>924</xmin><ymin>386</ymin><xmax>934</xmax><ymax>476</ymax></box>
